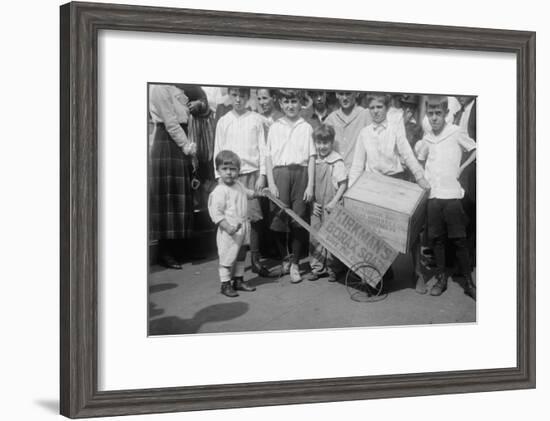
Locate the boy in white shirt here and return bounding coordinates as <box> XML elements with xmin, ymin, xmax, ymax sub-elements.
<box><xmin>208</xmin><ymin>150</ymin><xmax>264</xmax><ymax>298</ymax></box>
<box><xmin>214</xmin><ymin>87</ymin><xmax>269</xmax><ymax>276</ymax></box>
<box><xmin>266</xmin><ymin>89</ymin><xmax>316</xmax><ymax>283</ymax></box>
<box><xmin>349</xmin><ymin>93</ymin><xmax>429</xmax><ymax>284</ymax></box>
<box><xmin>348</xmin><ymin>93</ymin><xmax>429</xmax><ymax>188</ymax></box>
<box><xmin>415</xmin><ymin>96</ymin><xmax>477</xmax><ymax>300</ymax></box>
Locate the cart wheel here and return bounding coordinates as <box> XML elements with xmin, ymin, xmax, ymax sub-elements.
<box><xmin>345</xmin><ymin>262</ymin><xmax>386</xmax><ymax>303</ymax></box>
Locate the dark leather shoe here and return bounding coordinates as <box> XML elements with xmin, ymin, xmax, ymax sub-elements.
<box><xmin>306</xmin><ymin>272</ymin><xmax>322</xmax><ymax>282</ymax></box>
<box><xmin>463</xmin><ymin>276</ymin><xmax>476</xmax><ymax>300</ymax></box>
<box><xmin>161</xmin><ymin>255</ymin><xmax>182</xmax><ymax>270</ymax></box>
<box><xmin>251</xmin><ymin>262</ymin><xmax>270</xmax><ymax>277</ymax></box>
<box><xmin>233</xmin><ymin>277</ymin><xmax>256</xmax><ymax>292</ymax></box>
<box><xmin>251</xmin><ymin>253</ymin><xmax>270</xmax><ymax>277</ymax></box>
<box><xmin>221</xmin><ymin>281</ymin><xmax>239</xmax><ymax>297</ymax></box>
<box><xmin>430</xmin><ymin>273</ymin><xmax>448</xmax><ymax>296</ymax></box>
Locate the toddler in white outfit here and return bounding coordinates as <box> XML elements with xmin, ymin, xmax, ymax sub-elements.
<box><xmin>208</xmin><ymin>150</ymin><xmax>263</xmax><ymax>297</ymax></box>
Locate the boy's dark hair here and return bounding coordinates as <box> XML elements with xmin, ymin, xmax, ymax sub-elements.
<box><xmin>399</xmin><ymin>94</ymin><xmax>420</xmax><ymax>108</ymax></box>
<box><xmin>337</xmin><ymin>91</ymin><xmax>357</xmax><ymax>96</ymax></box>
<box><xmin>215</xmin><ymin>150</ymin><xmax>241</xmax><ymax>169</ymax></box>
<box><xmin>308</xmin><ymin>89</ymin><xmax>326</xmax><ymax>97</ymax></box>
<box><xmin>366</xmin><ymin>93</ymin><xmax>391</xmax><ymax>107</ymax></box>
<box><xmin>313</xmin><ymin>124</ymin><xmax>336</xmax><ymax>143</ymax></box>
<box><xmin>425</xmin><ymin>95</ymin><xmax>449</xmax><ymax>111</ymax></box>
<box><xmin>227</xmin><ymin>87</ymin><xmax>250</xmax><ymax>97</ymax></box>
<box><xmin>257</xmin><ymin>87</ymin><xmax>279</xmax><ymax>98</ymax></box>
<box><xmin>278</xmin><ymin>88</ymin><xmax>303</xmax><ymax>101</ymax></box>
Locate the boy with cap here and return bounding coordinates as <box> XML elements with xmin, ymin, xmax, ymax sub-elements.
<box><xmin>305</xmin><ymin>90</ymin><xmax>330</xmax><ymax>130</ymax></box>
<box><xmin>400</xmin><ymin>94</ymin><xmax>424</xmax><ymax>147</ymax></box>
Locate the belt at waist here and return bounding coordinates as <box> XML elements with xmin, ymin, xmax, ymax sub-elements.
<box><xmin>155</xmin><ymin>122</ymin><xmax>188</xmax><ymax>130</ymax></box>
<box><xmin>273</xmin><ymin>164</ymin><xmax>306</xmax><ymax>169</ymax></box>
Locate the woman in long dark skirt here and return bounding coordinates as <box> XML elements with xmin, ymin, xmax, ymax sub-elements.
<box><xmin>149</xmin><ymin>84</ymin><xmax>211</xmax><ymax>268</ymax></box>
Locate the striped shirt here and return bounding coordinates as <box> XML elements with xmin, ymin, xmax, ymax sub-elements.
<box><xmin>214</xmin><ymin>110</ymin><xmax>267</xmax><ymax>177</ymax></box>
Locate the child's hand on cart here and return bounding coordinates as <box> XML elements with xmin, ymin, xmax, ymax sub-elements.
<box><xmin>312</xmin><ymin>202</ymin><xmax>323</xmax><ymax>217</ymax></box>
<box><xmin>324</xmin><ymin>200</ymin><xmax>338</xmax><ymax>214</ymax></box>
<box><xmin>267</xmin><ymin>185</ymin><xmax>279</xmax><ymax>199</ymax></box>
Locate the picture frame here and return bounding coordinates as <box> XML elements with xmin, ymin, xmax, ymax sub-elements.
<box><xmin>60</xmin><ymin>1</ymin><xmax>536</xmax><ymax>418</ymax></box>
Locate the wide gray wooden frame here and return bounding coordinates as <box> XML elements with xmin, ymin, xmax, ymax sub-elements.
<box><xmin>60</xmin><ymin>1</ymin><xmax>536</xmax><ymax>418</ymax></box>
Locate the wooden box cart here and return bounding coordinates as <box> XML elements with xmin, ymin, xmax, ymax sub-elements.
<box><xmin>343</xmin><ymin>172</ymin><xmax>428</xmax><ymax>254</ymax></box>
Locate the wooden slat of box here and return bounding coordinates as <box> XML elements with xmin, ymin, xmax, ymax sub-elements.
<box><xmin>343</xmin><ymin>172</ymin><xmax>427</xmax><ymax>253</ymax></box>
<box><xmin>317</xmin><ymin>205</ymin><xmax>399</xmax><ymax>288</ymax></box>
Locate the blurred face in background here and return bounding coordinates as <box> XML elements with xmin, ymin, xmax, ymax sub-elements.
<box><xmin>456</xmin><ymin>95</ymin><xmax>474</xmax><ymax>107</ymax></box>
<box><xmin>402</xmin><ymin>103</ymin><xmax>418</xmax><ymax>123</ymax></box>
<box><xmin>336</xmin><ymin>91</ymin><xmax>357</xmax><ymax>112</ymax></box>
<box><xmin>257</xmin><ymin>89</ymin><xmax>275</xmax><ymax>116</ymax></box>
<box><xmin>311</xmin><ymin>91</ymin><xmax>327</xmax><ymax>112</ymax></box>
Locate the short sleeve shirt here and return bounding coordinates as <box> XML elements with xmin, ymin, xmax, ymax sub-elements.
<box><xmin>416</xmin><ymin>123</ymin><xmax>476</xmax><ymax>199</ymax></box>
<box><xmin>316</xmin><ymin>151</ymin><xmax>348</xmax><ymax>190</ymax></box>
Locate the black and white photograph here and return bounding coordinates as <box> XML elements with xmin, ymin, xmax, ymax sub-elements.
<box><xmin>2</xmin><ymin>0</ymin><xmax>542</xmax><ymax>419</ymax></box>
<box><xmin>147</xmin><ymin>84</ymin><xmax>477</xmax><ymax>336</ymax></box>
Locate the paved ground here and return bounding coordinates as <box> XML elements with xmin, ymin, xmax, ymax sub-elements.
<box><xmin>148</xmin><ymin>252</ymin><xmax>476</xmax><ymax>336</ymax></box>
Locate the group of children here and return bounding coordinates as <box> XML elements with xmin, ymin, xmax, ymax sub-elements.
<box><xmin>206</xmin><ymin>87</ymin><xmax>476</xmax><ymax>300</ymax></box>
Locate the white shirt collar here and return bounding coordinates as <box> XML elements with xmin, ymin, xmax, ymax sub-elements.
<box><xmin>424</xmin><ymin>123</ymin><xmax>461</xmax><ymax>144</ymax></box>
<box><xmin>280</xmin><ymin>116</ymin><xmax>306</xmax><ymax>128</ymax></box>
<box><xmin>372</xmin><ymin>120</ymin><xmax>388</xmax><ymax>131</ymax></box>
<box><xmin>317</xmin><ymin>150</ymin><xmax>343</xmax><ymax>164</ymax></box>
